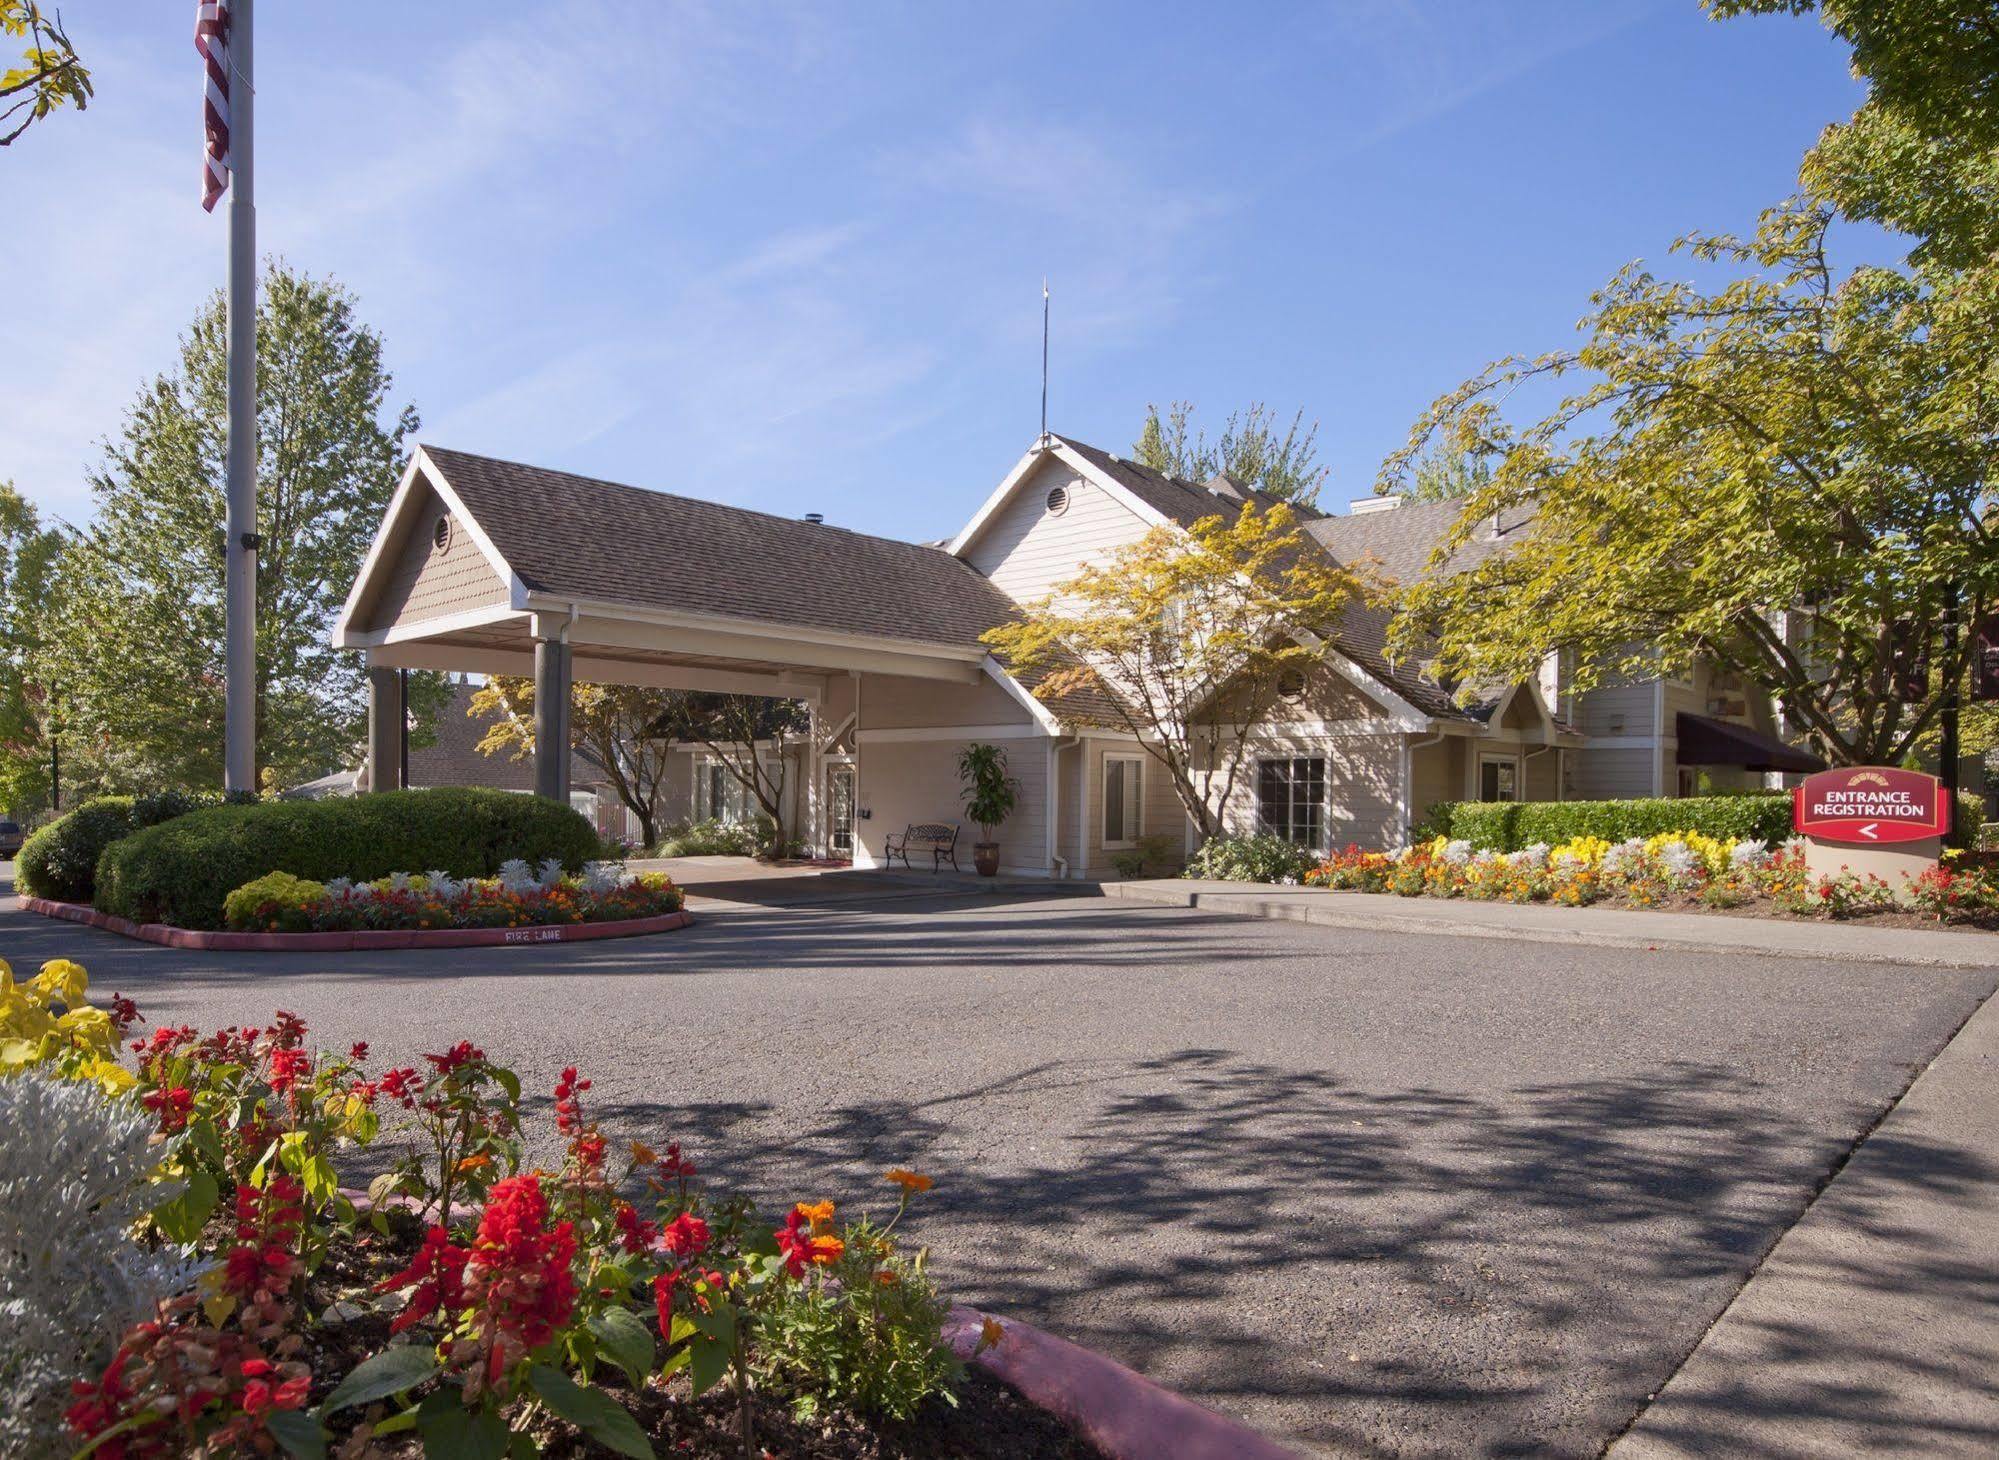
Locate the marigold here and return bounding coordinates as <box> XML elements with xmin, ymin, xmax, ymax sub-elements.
<box><xmin>884</xmin><ymin>1167</ymin><xmax>933</xmax><ymax>1194</ymax></box>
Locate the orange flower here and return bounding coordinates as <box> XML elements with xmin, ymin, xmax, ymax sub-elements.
<box><xmin>976</xmin><ymin>1317</ymin><xmax>1005</xmax><ymax>1354</ymax></box>
<box><xmin>629</xmin><ymin>1140</ymin><xmax>659</xmax><ymax>1167</ymax></box>
<box><xmin>875</xmin><ymin>1270</ymin><xmax>900</xmax><ymax>1288</ymax></box>
<box><xmin>809</xmin><ymin>1234</ymin><xmax>844</xmax><ymax>1266</ymax></box>
<box><xmin>454</xmin><ymin>1154</ymin><xmax>494</xmax><ymax>1176</ymax></box>
<box><xmin>795</xmin><ymin>1199</ymin><xmax>836</xmax><ymax>1234</ymax></box>
<box><xmin>883</xmin><ymin>1168</ymin><xmax>933</xmax><ymax>1194</ymax></box>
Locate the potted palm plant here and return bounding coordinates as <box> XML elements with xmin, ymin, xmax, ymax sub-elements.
<box><xmin>956</xmin><ymin>742</ymin><xmax>1020</xmax><ymax>877</ymax></box>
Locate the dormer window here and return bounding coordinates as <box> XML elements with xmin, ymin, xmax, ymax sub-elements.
<box><xmin>1045</xmin><ymin>483</ymin><xmax>1070</xmax><ymax>516</ymax></box>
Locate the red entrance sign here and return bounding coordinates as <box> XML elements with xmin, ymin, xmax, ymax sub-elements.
<box><xmin>1792</xmin><ymin>766</ymin><xmax>1949</xmax><ymax>845</ymax></box>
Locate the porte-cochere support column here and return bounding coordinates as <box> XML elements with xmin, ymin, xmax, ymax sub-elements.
<box><xmin>533</xmin><ymin>633</ymin><xmax>572</xmax><ymax>804</ymax></box>
<box><xmin>365</xmin><ymin>664</ymin><xmax>403</xmax><ymax>793</ymax></box>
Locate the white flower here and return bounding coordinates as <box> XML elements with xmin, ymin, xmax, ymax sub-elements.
<box><xmin>1</xmin><ymin>1073</ymin><xmax>206</xmax><ymax>1458</ymax></box>
<box><xmin>1506</xmin><ymin>843</ymin><xmax>1551</xmax><ymax>870</ymax></box>
<box><xmin>1729</xmin><ymin>840</ymin><xmax>1770</xmax><ymax>870</ymax></box>
<box><xmin>1441</xmin><ymin>839</ymin><xmax>1474</xmax><ymax>866</ymax></box>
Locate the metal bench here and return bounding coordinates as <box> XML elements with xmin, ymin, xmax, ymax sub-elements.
<box><xmin>884</xmin><ymin>822</ymin><xmax>960</xmax><ymax>872</ymax></box>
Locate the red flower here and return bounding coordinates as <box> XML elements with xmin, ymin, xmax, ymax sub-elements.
<box><xmin>652</xmin><ymin>1272</ymin><xmax>674</xmax><ymax>1339</ymax></box>
<box><xmin>376</xmin><ymin>1225</ymin><xmax>471</xmax><ymax>1334</ymax></box>
<box><xmin>141</xmin><ymin>1085</ymin><xmax>193</xmax><ymax>1133</ymax></box>
<box><xmin>553</xmin><ymin>1066</ymin><xmax>592</xmax><ymax>1136</ymax></box>
<box><xmin>266</xmin><ymin>1046</ymin><xmax>312</xmax><ymax>1097</ymax></box>
<box><xmin>463</xmin><ymin>1177</ymin><xmax>577</xmax><ymax>1382</ymax></box>
<box><xmin>612</xmin><ymin>1202</ymin><xmax>658</xmax><ymax>1256</ymax></box>
<box><xmin>774</xmin><ymin>1207</ymin><xmax>843</xmax><ymax>1278</ymax></box>
<box><xmin>662</xmin><ymin>1212</ymin><xmax>709</xmax><ymax>1259</ymax></box>
<box><xmin>348</xmin><ymin>1041</ymin><xmax>370</xmax><ymax>1062</ymax></box>
<box><xmin>267</xmin><ymin>1011</ymin><xmax>308</xmax><ymax>1048</ymax></box>
<box><xmin>378</xmin><ymin>1066</ymin><xmax>421</xmax><ymax>1108</ymax></box>
<box><xmin>424</xmin><ymin>1040</ymin><xmax>484</xmax><ymax>1076</ymax></box>
<box><xmin>222</xmin><ymin>1178</ymin><xmax>305</xmax><ymax>1300</ymax></box>
<box><xmin>107</xmin><ymin>992</ymin><xmax>143</xmax><ymax>1034</ymax></box>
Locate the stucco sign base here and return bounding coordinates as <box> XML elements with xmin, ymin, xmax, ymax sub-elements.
<box><xmin>1803</xmin><ymin>835</ymin><xmax>1943</xmax><ymax>887</ymax></box>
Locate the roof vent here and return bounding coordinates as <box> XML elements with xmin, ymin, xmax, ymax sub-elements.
<box><xmin>1045</xmin><ymin>484</ymin><xmax>1070</xmax><ymax>516</ymax></box>
<box><xmin>1349</xmin><ymin>495</ymin><xmax>1402</xmax><ymax>515</ymax></box>
<box><xmin>803</xmin><ymin>512</ymin><xmax>825</xmax><ymax>525</ymax></box>
<box><xmin>431</xmin><ymin>514</ymin><xmax>454</xmax><ymax>552</ymax></box>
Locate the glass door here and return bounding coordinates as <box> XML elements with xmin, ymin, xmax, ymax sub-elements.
<box><xmin>827</xmin><ymin>765</ymin><xmax>855</xmax><ymax>856</ymax></box>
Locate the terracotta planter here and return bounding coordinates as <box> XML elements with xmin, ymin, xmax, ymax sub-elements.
<box><xmin>973</xmin><ymin>841</ymin><xmax>1001</xmax><ymax>877</ymax></box>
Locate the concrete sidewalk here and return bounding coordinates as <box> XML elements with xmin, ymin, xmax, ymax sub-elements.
<box><xmin>1100</xmin><ymin>879</ymin><xmax>1999</xmax><ymax>969</ymax></box>
<box><xmin>1611</xmin><ymin>983</ymin><xmax>1999</xmax><ymax>1458</ymax></box>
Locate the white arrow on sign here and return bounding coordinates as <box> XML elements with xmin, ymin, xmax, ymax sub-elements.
<box><xmin>1859</xmin><ymin>822</ymin><xmax>1880</xmax><ymax>841</ymax></box>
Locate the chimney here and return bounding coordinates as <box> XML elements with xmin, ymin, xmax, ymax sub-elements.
<box><xmin>1348</xmin><ymin>495</ymin><xmax>1403</xmax><ymax>515</ymax></box>
<box><xmin>803</xmin><ymin>512</ymin><xmax>824</xmax><ymax>525</ymax></box>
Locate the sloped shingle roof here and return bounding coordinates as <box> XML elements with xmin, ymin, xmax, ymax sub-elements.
<box><xmin>423</xmin><ymin>446</ymin><xmax>1024</xmax><ymax>651</ymax></box>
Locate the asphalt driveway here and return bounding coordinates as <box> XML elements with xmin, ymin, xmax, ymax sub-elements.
<box><xmin>3</xmin><ymin>872</ymin><xmax>1991</xmax><ymax>1458</ymax></box>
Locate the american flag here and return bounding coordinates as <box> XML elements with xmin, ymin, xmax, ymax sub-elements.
<box><xmin>195</xmin><ymin>1</ymin><xmax>232</xmax><ymax>211</ymax></box>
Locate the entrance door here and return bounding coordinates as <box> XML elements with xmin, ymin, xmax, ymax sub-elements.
<box><xmin>826</xmin><ymin>765</ymin><xmax>855</xmax><ymax>857</ymax></box>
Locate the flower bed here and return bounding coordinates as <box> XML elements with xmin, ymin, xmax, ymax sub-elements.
<box><xmin>223</xmin><ymin>861</ymin><xmax>684</xmax><ymax>935</ymax></box>
<box><xmin>3</xmin><ymin>958</ymin><xmax>1111</xmax><ymax>1460</ymax></box>
<box><xmin>1306</xmin><ymin>835</ymin><xmax>1999</xmax><ymax>926</ymax></box>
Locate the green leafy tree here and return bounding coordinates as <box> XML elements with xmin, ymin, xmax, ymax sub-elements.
<box><xmin>468</xmin><ymin>678</ymin><xmax>681</xmax><ymax>847</ymax></box>
<box><xmin>1402</xmin><ymin>443</ymin><xmax>1494</xmax><ymax>503</ymax></box>
<box><xmin>652</xmin><ymin>692</ymin><xmax>811</xmax><ymax>853</ymax></box>
<box><xmin>1</xmin><ymin>2</ymin><xmax>89</xmax><ymax>146</ymax></box>
<box><xmin>0</xmin><ymin>483</ymin><xmax>61</xmax><ymax>815</ymax></box>
<box><xmin>1133</xmin><ymin>401</ymin><xmax>1330</xmax><ymax>504</ymax></box>
<box><xmin>1383</xmin><ymin>201</ymin><xmax>1998</xmax><ymax>768</ymax></box>
<box><xmin>983</xmin><ymin>503</ymin><xmax>1357</xmax><ymax>837</ymax></box>
<box><xmin>1707</xmin><ymin>1</ymin><xmax>1999</xmax><ymax>270</ymax></box>
<box><xmin>40</xmin><ymin>264</ymin><xmax>420</xmax><ymax>792</ymax></box>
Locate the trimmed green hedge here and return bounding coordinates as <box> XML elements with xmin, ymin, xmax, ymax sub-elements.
<box><xmin>1427</xmin><ymin>789</ymin><xmax>1985</xmax><ymax>852</ymax></box>
<box><xmin>17</xmin><ymin>797</ymin><xmax>139</xmax><ymax>903</ymax></box>
<box><xmin>95</xmin><ymin>789</ymin><xmax>602</xmax><ymax>930</ymax></box>
<box><xmin>15</xmin><ymin>789</ymin><xmax>244</xmax><ymax>903</ymax></box>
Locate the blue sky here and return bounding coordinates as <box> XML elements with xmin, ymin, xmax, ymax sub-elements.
<box><xmin>6</xmin><ymin>1</ymin><xmax>1869</xmax><ymax>540</ymax></box>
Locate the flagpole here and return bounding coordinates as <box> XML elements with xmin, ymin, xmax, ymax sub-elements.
<box><xmin>223</xmin><ymin>0</ymin><xmax>257</xmax><ymax>794</ymax></box>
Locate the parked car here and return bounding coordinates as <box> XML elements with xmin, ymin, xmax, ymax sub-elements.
<box><xmin>0</xmin><ymin>819</ymin><xmax>23</xmax><ymax>858</ymax></box>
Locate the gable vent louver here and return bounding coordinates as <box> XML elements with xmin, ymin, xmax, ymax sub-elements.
<box><xmin>1045</xmin><ymin>484</ymin><xmax>1070</xmax><ymax>516</ymax></box>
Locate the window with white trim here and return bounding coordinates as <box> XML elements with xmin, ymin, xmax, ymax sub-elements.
<box><xmin>694</xmin><ymin>756</ymin><xmax>751</xmax><ymax>823</ymax></box>
<box><xmin>1257</xmin><ymin>756</ymin><xmax>1325</xmax><ymax>848</ymax></box>
<box><xmin>1477</xmin><ymin>754</ymin><xmax>1520</xmax><ymax>803</ymax></box>
<box><xmin>1102</xmin><ymin>754</ymin><xmax>1143</xmax><ymax>848</ymax></box>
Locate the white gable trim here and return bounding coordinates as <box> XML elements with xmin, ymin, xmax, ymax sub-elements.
<box><xmin>981</xmin><ymin>654</ymin><xmax>1062</xmax><ymax>734</ymax></box>
<box><xmin>333</xmin><ymin>447</ymin><xmax>528</xmax><ymax>648</ymax></box>
<box><xmin>947</xmin><ymin>436</ymin><xmax>1175</xmax><ymax>560</ymax></box>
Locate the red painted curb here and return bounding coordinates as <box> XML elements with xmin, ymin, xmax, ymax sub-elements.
<box><xmin>21</xmin><ymin>898</ymin><xmax>693</xmax><ymax>951</ymax></box>
<box><xmin>942</xmin><ymin>1306</ymin><xmax>1302</xmax><ymax>1460</ymax></box>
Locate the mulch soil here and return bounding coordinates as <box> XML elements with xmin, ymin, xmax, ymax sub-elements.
<box><xmin>292</xmin><ymin>1210</ymin><xmax>1100</xmax><ymax>1460</ymax></box>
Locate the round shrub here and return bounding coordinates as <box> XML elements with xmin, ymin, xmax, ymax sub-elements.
<box><xmin>95</xmin><ymin>788</ymin><xmax>602</xmax><ymax>930</ymax></box>
<box><xmin>222</xmin><ymin>871</ymin><xmax>328</xmax><ymax>933</ymax></box>
<box><xmin>14</xmin><ymin>798</ymin><xmax>137</xmax><ymax>904</ymax></box>
<box><xmin>1184</xmin><ymin>832</ymin><xmax>1317</xmax><ymax>884</ymax></box>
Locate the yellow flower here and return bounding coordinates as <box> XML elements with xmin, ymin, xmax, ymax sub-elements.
<box><xmin>796</xmin><ymin>1199</ymin><xmax>836</xmax><ymax>1234</ymax></box>
<box><xmin>34</xmin><ymin>959</ymin><xmax>89</xmax><ymax>1010</ymax></box>
<box><xmin>975</xmin><ymin>1316</ymin><xmax>1005</xmax><ymax>1354</ymax></box>
<box><xmin>884</xmin><ymin>1167</ymin><xmax>934</xmax><ymax>1194</ymax></box>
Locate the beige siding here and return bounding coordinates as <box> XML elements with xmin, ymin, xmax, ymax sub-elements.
<box><xmin>1523</xmin><ymin>747</ymin><xmax>1561</xmax><ymax>800</ymax></box>
<box><xmin>371</xmin><ymin>486</ymin><xmax>509</xmax><ymax>626</ymax></box>
<box><xmin>962</xmin><ymin>457</ymin><xmax>1154</xmax><ymax>605</ymax></box>
<box><xmin>1574</xmin><ymin>676</ymin><xmax>1656</xmax><ymax>739</ymax></box>
<box><xmin>1411</xmin><ymin>737</ymin><xmax>1466</xmax><ymax>824</ymax></box>
<box><xmin>858</xmin><ymin>672</ymin><xmax>1032</xmax><ymax>731</ymax></box>
<box><xmin>1571</xmin><ymin>747</ymin><xmax>1656</xmax><ymax>800</ymax></box>
<box><xmin>1211</xmin><ymin>730</ymin><xmax>1407</xmax><ymax>853</ymax></box>
<box><xmin>854</xmin><ymin>737</ymin><xmax>1048</xmax><ymax>875</ymax></box>
<box><xmin>1078</xmin><ymin>742</ymin><xmax>1192</xmax><ymax>872</ymax></box>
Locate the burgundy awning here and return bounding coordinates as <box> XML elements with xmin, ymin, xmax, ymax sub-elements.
<box><xmin>1674</xmin><ymin>712</ymin><xmax>1825</xmax><ymax>773</ymax></box>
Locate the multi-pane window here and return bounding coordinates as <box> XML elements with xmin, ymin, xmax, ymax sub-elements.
<box><xmin>1257</xmin><ymin>756</ymin><xmax>1325</xmax><ymax>848</ymax></box>
<box><xmin>1477</xmin><ymin>756</ymin><xmax>1519</xmax><ymax>803</ymax></box>
<box><xmin>696</xmin><ymin>758</ymin><xmax>750</xmax><ymax>823</ymax></box>
<box><xmin>1103</xmin><ymin>755</ymin><xmax>1143</xmax><ymax>848</ymax></box>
